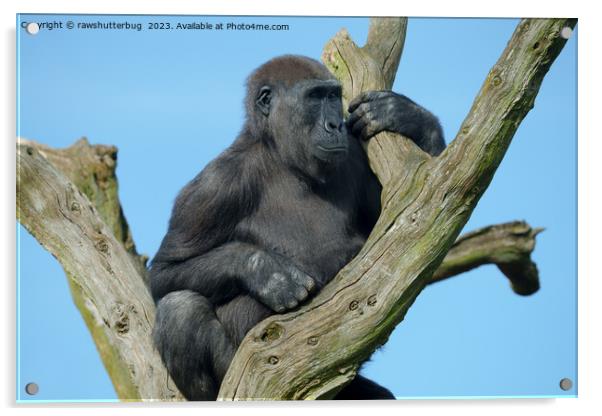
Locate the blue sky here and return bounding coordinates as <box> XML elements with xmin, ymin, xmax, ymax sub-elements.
<box><xmin>16</xmin><ymin>15</ymin><xmax>577</xmax><ymax>401</ymax></box>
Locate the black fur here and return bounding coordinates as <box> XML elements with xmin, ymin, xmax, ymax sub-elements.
<box><xmin>150</xmin><ymin>55</ymin><xmax>445</xmax><ymax>400</ymax></box>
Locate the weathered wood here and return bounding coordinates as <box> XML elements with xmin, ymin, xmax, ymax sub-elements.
<box><xmin>18</xmin><ymin>137</ymin><xmax>148</xmax><ymax>278</ymax></box>
<box><xmin>218</xmin><ymin>17</ymin><xmax>575</xmax><ymax>400</ymax></box>
<box><xmin>15</xmin><ymin>135</ymin><xmax>539</xmax><ymax>401</ymax></box>
<box><xmin>431</xmin><ymin>221</ymin><xmax>542</xmax><ymax>295</ymax></box>
<box><xmin>16</xmin><ymin>17</ymin><xmax>566</xmax><ymax>401</ymax></box>
<box><xmin>16</xmin><ymin>142</ymin><xmax>183</xmax><ymax>401</ymax></box>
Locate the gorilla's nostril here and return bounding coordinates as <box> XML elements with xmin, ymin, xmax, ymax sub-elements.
<box><xmin>325</xmin><ymin>120</ymin><xmax>341</xmax><ymax>133</ymax></box>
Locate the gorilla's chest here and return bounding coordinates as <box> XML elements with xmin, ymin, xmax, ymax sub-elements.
<box><xmin>237</xmin><ymin>187</ymin><xmax>366</xmax><ymax>286</ymax></box>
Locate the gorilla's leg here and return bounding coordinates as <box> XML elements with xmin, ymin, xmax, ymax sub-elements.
<box><xmin>335</xmin><ymin>375</ymin><xmax>395</xmax><ymax>400</ymax></box>
<box><xmin>153</xmin><ymin>290</ymin><xmax>236</xmax><ymax>400</ymax></box>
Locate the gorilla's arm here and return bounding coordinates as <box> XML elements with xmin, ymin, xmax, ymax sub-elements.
<box><xmin>347</xmin><ymin>91</ymin><xmax>445</xmax><ymax>156</ymax></box>
<box><xmin>149</xmin><ymin>150</ymin><xmax>315</xmax><ymax>311</ymax></box>
<box><xmin>151</xmin><ymin>242</ymin><xmax>315</xmax><ymax>311</ymax></box>
<box><xmin>348</xmin><ymin>91</ymin><xmax>446</xmax><ymax>223</ymax></box>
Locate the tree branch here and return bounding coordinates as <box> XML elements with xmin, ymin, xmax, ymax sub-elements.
<box><xmin>218</xmin><ymin>17</ymin><xmax>575</xmax><ymax>400</ymax></box>
<box><xmin>16</xmin><ymin>141</ymin><xmax>183</xmax><ymax>401</ymax></box>
<box><xmin>16</xmin><ymin>17</ymin><xmax>565</xmax><ymax>401</ymax></box>
<box><xmin>17</xmin><ymin>137</ymin><xmax>540</xmax><ymax>401</ymax></box>
<box><xmin>431</xmin><ymin>221</ymin><xmax>543</xmax><ymax>295</ymax></box>
<box><xmin>18</xmin><ymin>137</ymin><xmax>148</xmax><ymax>277</ymax></box>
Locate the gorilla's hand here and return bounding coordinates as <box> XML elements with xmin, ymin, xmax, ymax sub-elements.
<box><xmin>242</xmin><ymin>251</ymin><xmax>316</xmax><ymax>313</ymax></box>
<box><xmin>347</xmin><ymin>91</ymin><xmax>445</xmax><ymax>155</ymax></box>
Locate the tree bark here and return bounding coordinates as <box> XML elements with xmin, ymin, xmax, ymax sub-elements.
<box><xmin>16</xmin><ymin>142</ymin><xmax>183</xmax><ymax>401</ymax></box>
<box><xmin>432</xmin><ymin>221</ymin><xmax>543</xmax><ymax>296</ymax></box>
<box><xmin>15</xmin><ymin>16</ymin><xmax>573</xmax><ymax>401</ymax></box>
<box><xmin>218</xmin><ymin>17</ymin><xmax>575</xmax><ymax>400</ymax></box>
<box><xmin>17</xmin><ymin>136</ymin><xmax>540</xmax><ymax>400</ymax></box>
<box><xmin>18</xmin><ymin>137</ymin><xmax>148</xmax><ymax>277</ymax></box>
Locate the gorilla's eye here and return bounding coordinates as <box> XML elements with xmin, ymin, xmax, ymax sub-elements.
<box><xmin>308</xmin><ymin>90</ymin><xmax>321</xmax><ymax>99</ymax></box>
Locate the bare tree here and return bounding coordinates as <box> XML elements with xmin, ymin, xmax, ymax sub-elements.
<box><xmin>16</xmin><ymin>17</ymin><xmax>575</xmax><ymax>400</ymax></box>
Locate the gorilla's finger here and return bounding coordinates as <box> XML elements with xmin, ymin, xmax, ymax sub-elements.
<box><xmin>360</xmin><ymin>120</ymin><xmax>383</xmax><ymax>141</ymax></box>
<box><xmin>346</xmin><ymin>103</ymin><xmax>369</xmax><ymax>129</ymax></box>
<box><xmin>285</xmin><ymin>298</ymin><xmax>299</xmax><ymax>310</ymax></box>
<box><xmin>348</xmin><ymin>91</ymin><xmax>385</xmax><ymax>113</ymax></box>
<box><xmin>348</xmin><ymin>93</ymin><xmax>368</xmax><ymax>113</ymax></box>
<box><xmin>352</xmin><ymin>110</ymin><xmax>379</xmax><ymax>139</ymax></box>
<box><xmin>290</xmin><ymin>268</ymin><xmax>316</xmax><ymax>292</ymax></box>
<box><xmin>351</xmin><ymin>117</ymin><xmax>369</xmax><ymax>138</ymax></box>
<box><xmin>360</xmin><ymin>125</ymin><xmax>373</xmax><ymax>141</ymax></box>
<box><xmin>295</xmin><ymin>287</ymin><xmax>309</xmax><ymax>301</ymax></box>
<box><xmin>303</xmin><ymin>275</ymin><xmax>316</xmax><ymax>292</ymax></box>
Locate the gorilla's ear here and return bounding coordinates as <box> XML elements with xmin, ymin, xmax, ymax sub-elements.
<box><xmin>255</xmin><ymin>86</ymin><xmax>272</xmax><ymax>116</ymax></box>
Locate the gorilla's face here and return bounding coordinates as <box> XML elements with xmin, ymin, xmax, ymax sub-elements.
<box><xmin>257</xmin><ymin>78</ymin><xmax>348</xmax><ymax>181</ymax></box>
<box><xmin>293</xmin><ymin>79</ymin><xmax>347</xmax><ymax>163</ymax></box>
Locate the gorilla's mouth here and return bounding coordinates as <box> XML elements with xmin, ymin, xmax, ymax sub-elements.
<box><xmin>315</xmin><ymin>144</ymin><xmax>348</xmax><ymax>165</ymax></box>
<box><xmin>317</xmin><ymin>144</ymin><xmax>348</xmax><ymax>154</ymax></box>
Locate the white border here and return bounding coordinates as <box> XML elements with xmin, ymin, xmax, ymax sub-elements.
<box><xmin>3</xmin><ymin>1</ymin><xmax>600</xmax><ymax>416</ymax></box>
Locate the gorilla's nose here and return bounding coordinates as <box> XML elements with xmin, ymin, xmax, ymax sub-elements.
<box><xmin>325</xmin><ymin>119</ymin><xmax>344</xmax><ymax>133</ymax></box>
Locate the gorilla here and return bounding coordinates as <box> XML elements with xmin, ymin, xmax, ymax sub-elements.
<box><xmin>150</xmin><ymin>55</ymin><xmax>445</xmax><ymax>400</ymax></box>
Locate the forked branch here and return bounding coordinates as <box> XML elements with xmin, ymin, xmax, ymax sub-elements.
<box><xmin>218</xmin><ymin>17</ymin><xmax>575</xmax><ymax>400</ymax></box>
<box><xmin>16</xmin><ymin>16</ymin><xmax>570</xmax><ymax>402</ymax></box>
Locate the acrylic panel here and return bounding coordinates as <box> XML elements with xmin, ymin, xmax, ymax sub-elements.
<box><xmin>16</xmin><ymin>14</ymin><xmax>577</xmax><ymax>402</ymax></box>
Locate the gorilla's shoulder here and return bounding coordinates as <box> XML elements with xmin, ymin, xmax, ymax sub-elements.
<box><xmin>172</xmin><ymin>136</ymin><xmax>267</xmax><ymax>221</ymax></box>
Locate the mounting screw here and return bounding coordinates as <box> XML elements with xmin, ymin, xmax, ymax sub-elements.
<box><xmin>25</xmin><ymin>382</ymin><xmax>39</xmax><ymax>395</ymax></box>
<box><xmin>26</xmin><ymin>22</ymin><xmax>40</xmax><ymax>35</ymax></box>
<box><xmin>559</xmin><ymin>378</ymin><xmax>573</xmax><ymax>391</ymax></box>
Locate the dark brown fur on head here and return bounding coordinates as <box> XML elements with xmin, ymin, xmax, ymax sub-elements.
<box><xmin>244</xmin><ymin>55</ymin><xmax>335</xmax><ymax>139</ymax></box>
